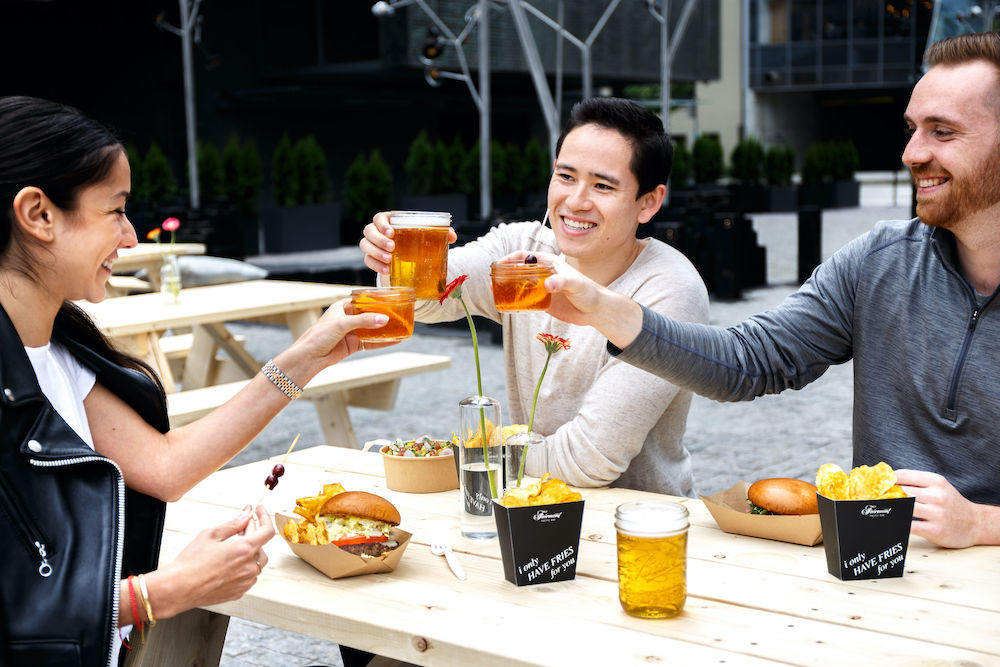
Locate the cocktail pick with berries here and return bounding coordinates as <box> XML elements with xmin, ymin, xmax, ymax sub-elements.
<box><xmin>254</xmin><ymin>433</ymin><xmax>300</xmax><ymax>509</ymax></box>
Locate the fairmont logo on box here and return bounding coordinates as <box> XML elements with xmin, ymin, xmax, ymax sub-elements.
<box><xmin>860</xmin><ymin>504</ymin><xmax>892</xmax><ymax>517</ymax></box>
<box><xmin>533</xmin><ymin>509</ymin><xmax>563</xmax><ymax>522</ymax></box>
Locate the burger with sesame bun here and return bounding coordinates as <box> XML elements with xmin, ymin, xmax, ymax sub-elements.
<box><xmin>317</xmin><ymin>491</ymin><xmax>401</xmax><ymax>557</ymax></box>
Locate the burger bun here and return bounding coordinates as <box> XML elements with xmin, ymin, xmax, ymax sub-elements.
<box><xmin>748</xmin><ymin>478</ymin><xmax>819</xmax><ymax>515</ymax></box>
<box><xmin>319</xmin><ymin>491</ymin><xmax>401</xmax><ymax>525</ymax></box>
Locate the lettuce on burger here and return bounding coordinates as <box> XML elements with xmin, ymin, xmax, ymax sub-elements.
<box><xmin>317</xmin><ymin>491</ymin><xmax>401</xmax><ymax>557</ymax></box>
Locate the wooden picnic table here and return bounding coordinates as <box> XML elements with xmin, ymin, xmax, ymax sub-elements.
<box><xmin>77</xmin><ymin>280</ymin><xmax>453</xmax><ymax>447</ymax></box>
<box><xmin>78</xmin><ymin>279</ymin><xmax>353</xmax><ymax>390</ymax></box>
<box><xmin>112</xmin><ymin>242</ymin><xmax>207</xmax><ymax>290</ymax></box>
<box><xmin>139</xmin><ymin>445</ymin><xmax>1000</xmax><ymax>666</ymax></box>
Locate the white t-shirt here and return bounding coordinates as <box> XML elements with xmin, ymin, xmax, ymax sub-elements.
<box><xmin>24</xmin><ymin>342</ymin><xmax>130</xmax><ymax>662</ymax></box>
<box><xmin>23</xmin><ymin>341</ymin><xmax>96</xmax><ymax>448</ymax></box>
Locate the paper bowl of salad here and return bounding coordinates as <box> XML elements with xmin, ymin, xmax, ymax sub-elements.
<box><xmin>363</xmin><ymin>436</ymin><xmax>458</xmax><ymax>493</ymax></box>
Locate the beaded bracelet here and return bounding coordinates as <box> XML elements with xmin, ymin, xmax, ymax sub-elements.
<box><xmin>262</xmin><ymin>359</ymin><xmax>303</xmax><ymax>400</ymax></box>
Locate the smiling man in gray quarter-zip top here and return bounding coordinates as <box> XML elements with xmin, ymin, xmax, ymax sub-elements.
<box><xmin>542</xmin><ymin>31</ymin><xmax>1000</xmax><ymax>549</ymax></box>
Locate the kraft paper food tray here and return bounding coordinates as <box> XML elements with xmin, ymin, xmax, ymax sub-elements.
<box><xmin>276</xmin><ymin>513</ymin><xmax>412</xmax><ymax>579</ymax></box>
<box><xmin>700</xmin><ymin>481</ymin><xmax>823</xmax><ymax>546</ymax></box>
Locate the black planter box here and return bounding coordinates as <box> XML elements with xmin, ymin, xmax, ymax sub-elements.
<box><xmin>493</xmin><ymin>499</ymin><xmax>584</xmax><ymax>586</ymax></box>
<box><xmin>799</xmin><ymin>180</ymin><xmax>861</xmax><ymax>209</ymax></box>
<box><xmin>398</xmin><ymin>194</ymin><xmax>468</xmax><ymax>224</ymax></box>
<box><xmin>262</xmin><ymin>202</ymin><xmax>341</xmax><ymax>254</ymax></box>
<box><xmin>817</xmin><ymin>494</ymin><xmax>915</xmax><ymax>580</ymax></box>
<box><xmin>763</xmin><ymin>186</ymin><xmax>798</xmax><ymax>212</ymax></box>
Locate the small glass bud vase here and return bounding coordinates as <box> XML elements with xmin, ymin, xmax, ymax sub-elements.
<box><xmin>160</xmin><ymin>253</ymin><xmax>182</xmax><ymax>304</ymax></box>
<box><xmin>457</xmin><ymin>395</ymin><xmax>502</xmax><ymax>539</ymax></box>
<box><xmin>503</xmin><ymin>429</ymin><xmax>547</xmax><ymax>493</ymax></box>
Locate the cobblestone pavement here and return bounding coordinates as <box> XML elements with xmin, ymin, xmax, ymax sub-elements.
<box><xmin>216</xmin><ymin>190</ymin><xmax>910</xmax><ymax>666</ymax></box>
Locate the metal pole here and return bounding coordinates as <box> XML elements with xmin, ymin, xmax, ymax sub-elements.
<box><xmin>479</xmin><ymin>0</ymin><xmax>491</xmax><ymax>220</ymax></box>
<box><xmin>509</xmin><ymin>1</ymin><xmax>560</xmax><ymax>153</ymax></box>
<box><xmin>660</xmin><ymin>0</ymin><xmax>670</xmax><ymax>134</ymax></box>
<box><xmin>581</xmin><ymin>0</ymin><xmax>622</xmax><ymax>99</ymax></box>
<box><xmin>555</xmin><ymin>0</ymin><xmax>563</xmax><ymax>119</ymax></box>
<box><xmin>179</xmin><ymin>0</ymin><xmax>200</xmax><ymax>211</ymax></box>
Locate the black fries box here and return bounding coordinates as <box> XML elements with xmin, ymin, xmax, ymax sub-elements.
<box><xmin>817</xmin><ymin>494</ymin><xmax>916</xmax><ymax>580</ymax></box>
<box><xmin>493</xmin><ymin>500</ymin><xmax>584</xmax><ymax>586</ymax></box>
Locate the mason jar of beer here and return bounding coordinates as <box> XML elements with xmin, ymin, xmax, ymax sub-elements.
<box><xmin>348</xmin><ymin>286</ymin><xmax>416</xmax><ymax>342</ymax></box>
<box><xmin>388</xmin><ymin>211</ymin><xmax>452</xmax><ymax>300</ymax></box>
<box><xmin>490</xmin><ymin>259</ymin><xmax>554</xmax><ymax>311</ymax></box>
<box><xmin>614</xmin><ymin>501</ymin><xmax>689</xmax><ymax>619</ymax></box>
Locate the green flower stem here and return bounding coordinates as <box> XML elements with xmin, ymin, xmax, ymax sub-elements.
<box><xmin>460</xmin><ymin>299</ymin><xmax>497</xmax><ymax>499</ymax></box>
<box><xmin>517</xmin><ymin>351</ymin><xmax>553</xmax><ymax>487</ymax></box>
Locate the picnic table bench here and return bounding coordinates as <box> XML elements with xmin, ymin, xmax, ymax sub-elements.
<box><xmin>167</xmin><ymin>351</ymin><xmax>451</xmax><ymax>445</ymax></box>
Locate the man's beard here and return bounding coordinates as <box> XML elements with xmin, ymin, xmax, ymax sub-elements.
<box><xmin>913</xmin><ymin>157</ymin><xmax>1000</xmax><ymax>229</ymax></box>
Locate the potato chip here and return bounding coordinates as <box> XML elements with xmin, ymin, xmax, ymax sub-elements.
<box><xmin>847</xmin><ymin>462</ymin><xmax>896</xmax><ymax>500</ymax></box>
<box><xmin>815</xmin><ymin>462</ymin><xmax>908</xmax><ymax>500</ymax></box>
<box><xmin>456</xmin><ymin>418</ymin><xmax>501</xmax><ymax>448</ymax></box>
<box><xmin>878</xmin><ymin>484</ymin><xmax>907</xmax><ymax>499</ymax></box>
<box><xmin>498</xmin><ymin>474</ymin><xmax>582</xmax><ymax>507</ymax></box>
<box><xmin>816</xmin><ymin>463</ymin><xmax>849</xmax><ymax>500</ymax></box>
<box><xmin>283</xmin><ymin>518</ymin><xmax>329</xmax><ymax>545</ymax></box>
<box><xmin>291</xmin><ymin>482</ymin><xmax>346</xmax><ymax>523</ymax></box>
<box><xmin>502</xmin><ymin>424</ymin><xmax>528</xmax><ymax>443</ymax></box>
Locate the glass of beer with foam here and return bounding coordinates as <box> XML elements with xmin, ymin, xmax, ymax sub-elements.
<box><xmin>348</xmin><ymin>287</ymin><xmax>416</xmax><ymax>343</ymax></box>
<box><xmin>388</xmin><ymin>211</ymin><xmax>452</xmax><ymax>300</ymax></box>
<box><xmin>614</xmin><ymin>501</ymin><xmax>689</xmax><ymax>619</ymax></box>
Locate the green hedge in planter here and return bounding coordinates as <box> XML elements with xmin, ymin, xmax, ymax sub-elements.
<box><xmin>196</xmin><ymin>140</ymin><xmax>224</xmax><ymax>199</ymax></box>
<box><xmin>405</xmin><ymin>130</ymin><xmax>435</xmax><ymax>196</ymax></box>
<box><xmin>143</xmin><ymin>142</ymin><xmax>177</xmax><ymax>203</ymax></box>
<box><xmin>272</xmin><ymin>134</ymin><xmax>298</xmax><ymax>207</ymax></box>
<box><xmin>294</xmin><ymin>135</ymin><xmax>329</xmax><ymax>204</ymax></box>
<box><xmin>522</xmin><ymin>137</ymin><xmax>550</xmax><ymax>194</ymax></box>
<box><xmin>126</xmin><ymin>143</ymin><xmax>146</xmax><ymax>201</ymax></box>
<box><xmin>764</xmin><ymin>145</ymin><xmax>796</xmax><ymax>187</ymax></box>
<box><xmin>271</xmin><ymin>134</ymin><xmax>330</xmax><ymax>207</ymax></box>
<box><xmin>670</xmin><ymin>138</ymin><xmax>692</xmax><ymax>191</ymax></box>
<box><xmin>730</xmin><ymin>137</ymin><xmax>764</xmax><ymax>186</ymax></box>
<box><xmin>222</xmin><ymin>136</ymin><xmax>262</xmax><ymax>214</ymax></box>
<box><xmin>692</xmin><ymin>134</ymin><xmax>724</xmax><ymax>185</ymax></box>
<box><xmin>344</xmin><ymin>149</ymin><xmax>394</xmax><ymax>225</ymax></box>
<box><xmin>802</xmin><ymin>140</ymin><xmax>858</xmax><ymax>184</ymax></box>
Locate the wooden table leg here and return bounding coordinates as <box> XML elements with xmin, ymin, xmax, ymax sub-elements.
<box><xmin>124</xmin><ymin>608</ymin><xmax>229</xmax><ymax>667</ymax></box>
<box><xmin>312</xmin><ymin>391</ymin><xmax>360</xmax><ymax>448</ymax></box>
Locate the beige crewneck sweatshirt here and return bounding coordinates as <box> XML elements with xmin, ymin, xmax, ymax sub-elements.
<box><xmin>408</xmin><ymin>221</ymin><xmax>709</xmax><ymax>495</ymax></box>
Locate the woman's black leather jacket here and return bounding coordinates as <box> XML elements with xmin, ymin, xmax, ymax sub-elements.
<box><xmin>0</xmin><ymin>306</ymin><xmax>167</xmax><ymax>667</ymax></box>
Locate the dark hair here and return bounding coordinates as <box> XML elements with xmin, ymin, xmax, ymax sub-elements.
<box><xmin>554</xmin><ymin>97</ymin><xmax>673</xmax><ymax>199</ymax></box>
<box><xmin>0</xmin><ymin>96</ymin><xmax>163</xmax><ymax>393</ymax></box>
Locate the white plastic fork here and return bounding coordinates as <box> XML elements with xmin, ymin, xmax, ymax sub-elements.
<box><xmin>430</xmin><ymin>540</ymin><xmax>467</xmax><ymax>580</ymax></box>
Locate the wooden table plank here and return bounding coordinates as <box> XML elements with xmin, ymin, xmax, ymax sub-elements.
<box><xmin>78</xmin><ymin>279</ymin><xmax>352</xmax><ymax>337</ymax></box>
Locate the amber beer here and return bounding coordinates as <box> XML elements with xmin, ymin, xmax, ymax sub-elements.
<box><xmin>491</xmin><ymin>261</ymin><xmax>554</xmax><ymax>311</ymax></box>
<box><xmin>388</xmin><ymin>211</ymin><xmax>452</xmax><ymax>300</ymax></box>
<box><xmin>348</xmin><ymin>287</ymin><xmax>416</xmax><ymax>342</ymax></box>
<box><xmin>614</xmin><ymin>501</ymin><xmax>689</xmax><ymax>619</ymax></box>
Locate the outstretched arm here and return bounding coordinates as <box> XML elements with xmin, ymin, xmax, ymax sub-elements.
<box><xmin>87</xmin><ymin>301</ymin><xmax>391</xmax><ymax>502</ymax></box>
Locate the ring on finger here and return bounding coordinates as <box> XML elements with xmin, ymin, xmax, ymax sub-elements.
<box><xmin>360</xmin><ymin>340</ymin><xmax>366</xmax><ymax>352</ymax></box>
<box><xmin>255</xmin><ymin>559</ymin><xmax>263</xmax><ymax>574</ymax></box>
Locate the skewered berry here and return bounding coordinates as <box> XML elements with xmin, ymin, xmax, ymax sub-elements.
<box><xmin>272</xmin><ymin>463</ymin><xmax>285</xmax><ymax>478</ymax></box>
<box><xmin>524</xmin><ymin>254</ymin><xmax>538</xmax><ymax>264</ymax></box>
<box><xmin>265</xmin><ymin>475</ymin><xmax>278</xmax><ymax>490</ymax></box>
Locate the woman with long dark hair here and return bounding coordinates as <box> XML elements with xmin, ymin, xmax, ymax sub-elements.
<box><xmin>0</xmin><ymin>95</ymin><xmax>390</xmax><ymax>665</ymax></box>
